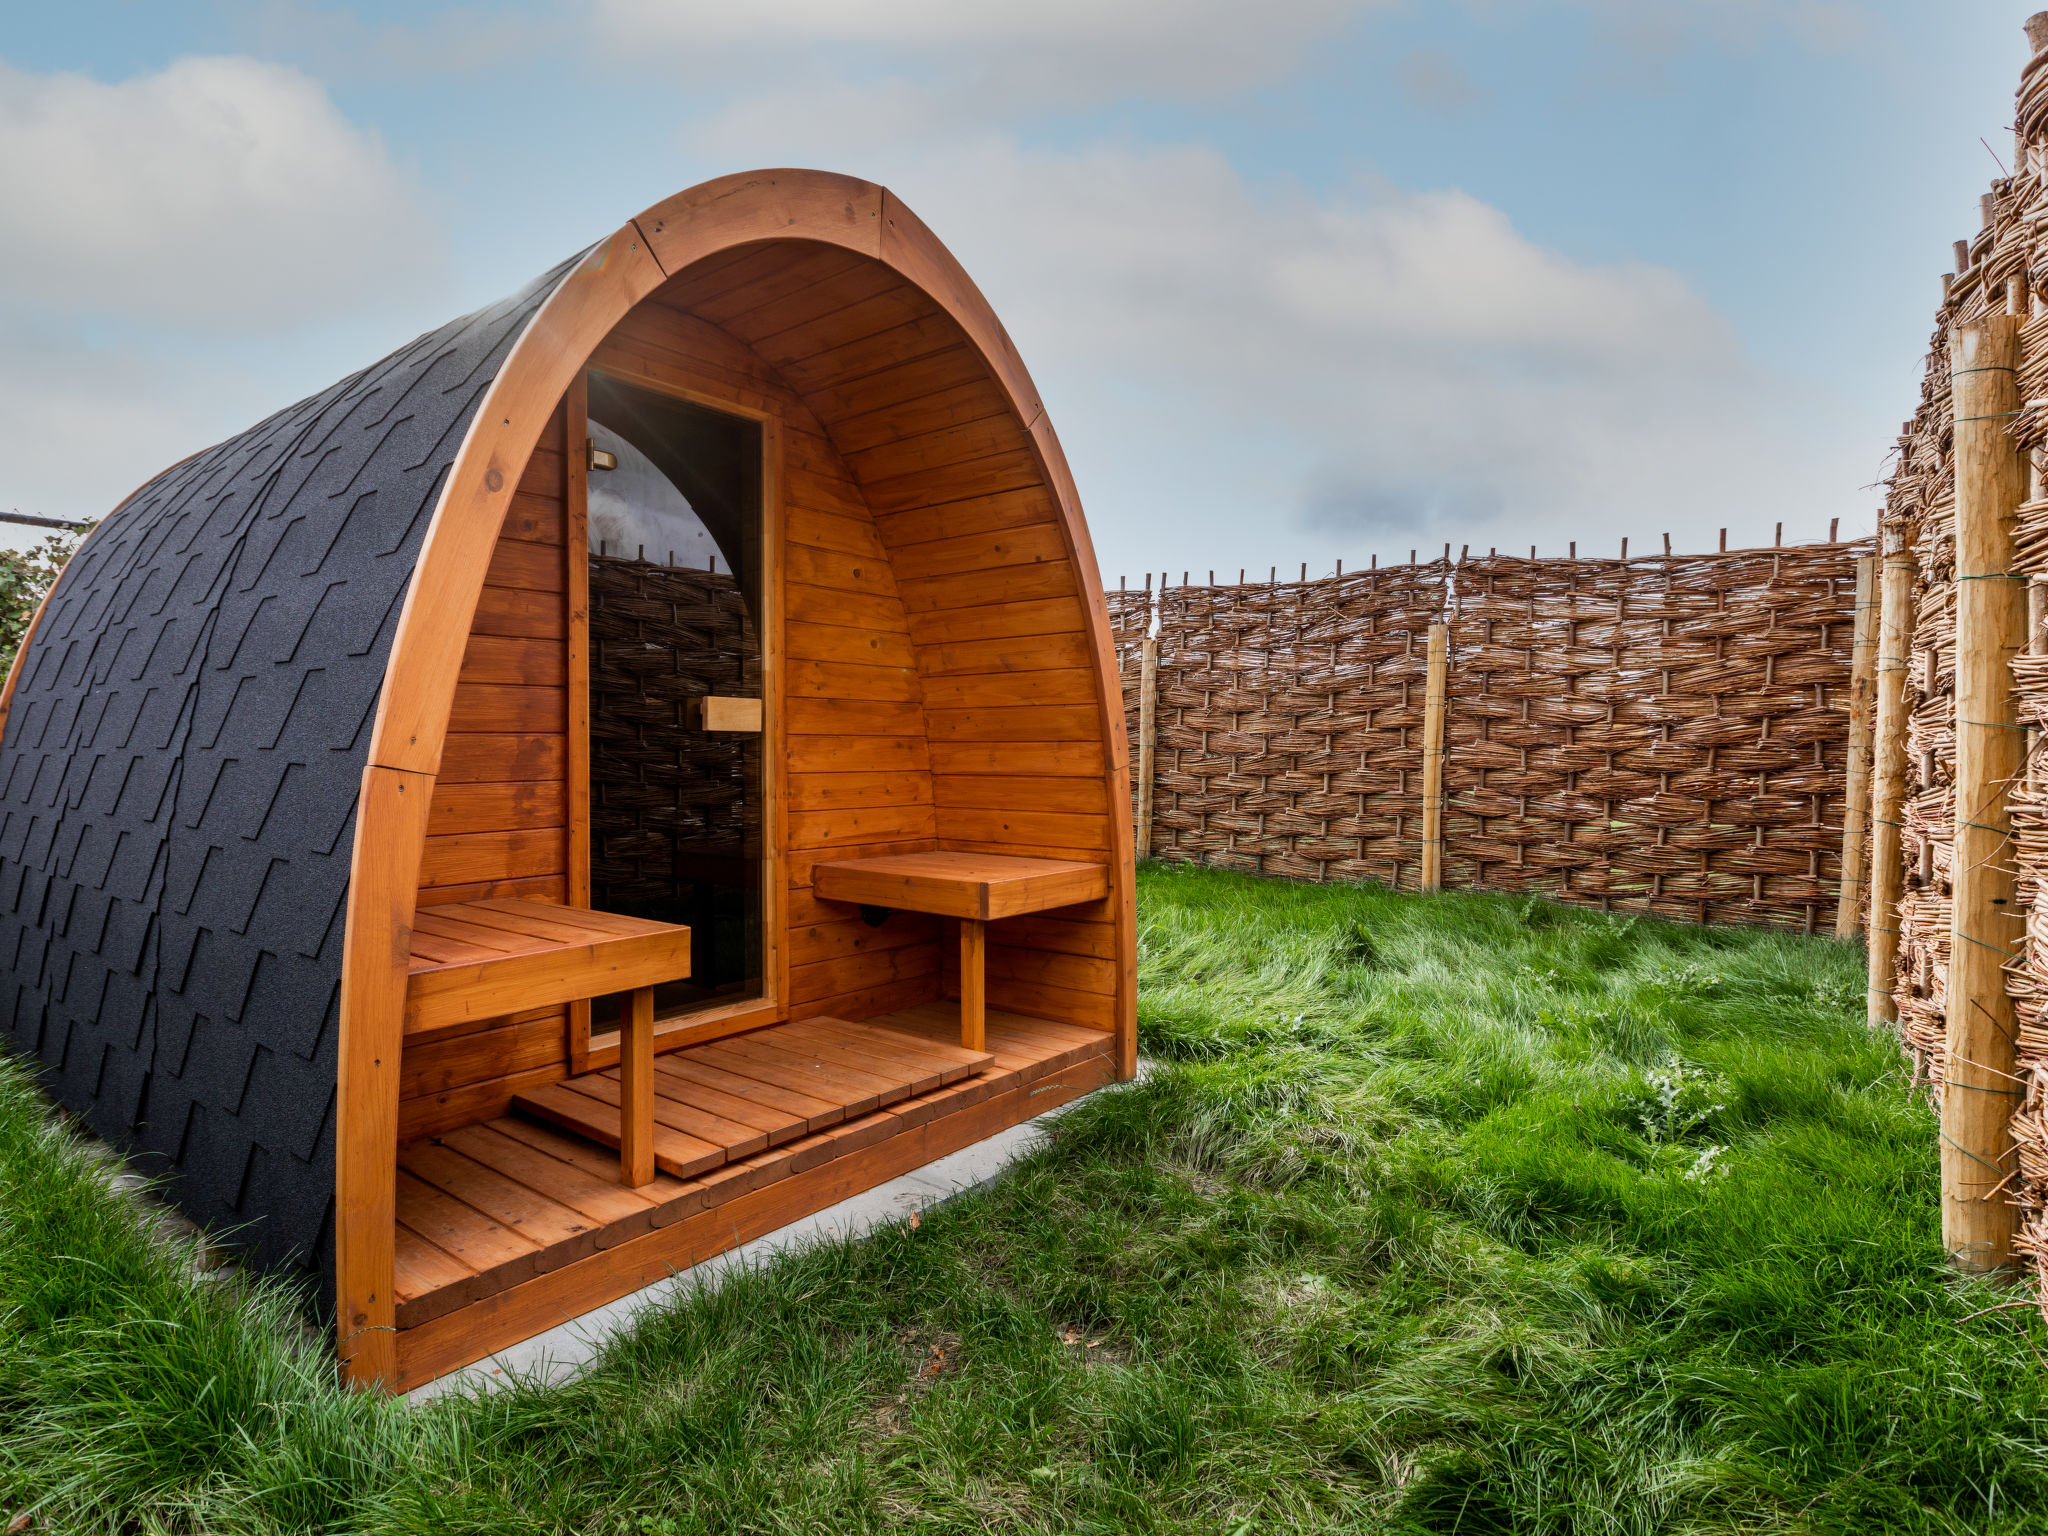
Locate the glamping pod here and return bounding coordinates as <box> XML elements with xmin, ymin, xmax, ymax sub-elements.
<box><xmin>0</xmin><ymin>171</ymin><xmax>1136</xmax><ymax>1390</ymax></box>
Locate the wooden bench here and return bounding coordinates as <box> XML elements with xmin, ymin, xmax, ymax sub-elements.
<box><xmin>406</xmin><ymin>898</ymin><xmax>691</xmax><ymax>1187</ymax></box>
<box><xmin>811</xmin><ymin>853</ymin><xmax>1111</xmax><ymax>1050</ymax></box>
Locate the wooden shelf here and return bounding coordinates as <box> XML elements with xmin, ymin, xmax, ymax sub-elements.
<box><xmin>812</xmin><ymin>853</ymin><xmax>1110</xmax><ymax>1050</ymax></box>
<box><xmin>812</xmin><ymin>851</ymin><xmax>1109</xmax><ymax>920</ymax></box>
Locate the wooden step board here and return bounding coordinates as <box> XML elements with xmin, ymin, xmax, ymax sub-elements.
<box><xmin>509</xmin><ymin>1017</ymin><xmax>995</xmax><ymax>1178</ymax></box>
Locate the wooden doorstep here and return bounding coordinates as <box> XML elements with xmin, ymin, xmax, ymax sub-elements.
<box><xmin>506</xmin><ymin>1017</ymin><xmax>992</xmax><ymax>1179</ymax></box>
<box><xmin>391</xmin><ymin>1008</ymin><xmax>1112</xmax><ymax>1386</ymax></box>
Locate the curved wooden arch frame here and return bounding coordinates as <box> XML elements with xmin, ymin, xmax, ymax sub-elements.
<box><xmin>336</xmin><ymin>170</ymin><xmax>1136</xmax><ymax>1386</ymax></box>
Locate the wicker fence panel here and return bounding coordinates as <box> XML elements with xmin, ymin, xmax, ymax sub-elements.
<box><xmin>1443</xmin><ymin>550</ymin><xmax>1861</xmax><ymax>931</ymax></box>
<box><xmin>1109</xmin><ymin>544</ymin><xmax>1865</xmax><ymax>929</ymax></box>
<box><xmin>1146</xmin><ymin>561</ymin><xmax>1451</xmax><ymax>885</ymax></box>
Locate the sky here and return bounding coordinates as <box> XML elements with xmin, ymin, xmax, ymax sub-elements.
<box><xmin>0</xmin><ymin>0</ymin><xmax>2029</xmax><ymax>583</ymax></box>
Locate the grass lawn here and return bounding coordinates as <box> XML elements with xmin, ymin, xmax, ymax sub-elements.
<box><xmin>6</xmin><ymin>864</ymin><xmax>2048</xmax><ymax>1534</ymax></box>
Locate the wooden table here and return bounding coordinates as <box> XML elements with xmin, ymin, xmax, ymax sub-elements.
<box><xmin>407</xmin><ymin>898</ymin><xmax>691</xmax><ymax>1186</ymax></box>
<box><xmin>812</xmin><ymin>853</ymin><xmax>1110</xmax><ymax>1049</ymax></box>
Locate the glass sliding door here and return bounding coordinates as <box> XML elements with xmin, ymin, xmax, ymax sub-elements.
<box><xmin>584</xmin><ymin>370</ymin><xmax>766</xmax><ymax>1022</ymax></box>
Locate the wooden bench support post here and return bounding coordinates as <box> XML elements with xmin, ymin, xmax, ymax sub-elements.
<box><xmin>620</xmin><ymin>985</ymin><xmax>656</xmax><ymax>1187</ymax></box>
<box><xmin>960</xmin><ymin>918</ymin><xmax>986</xmax><ymax>1052</ymax></box>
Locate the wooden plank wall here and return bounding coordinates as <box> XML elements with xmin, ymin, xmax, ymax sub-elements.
<box><xmin>593</xmin><ymin>279</ymin><xmax>949</xmax><ymax>1024</ymax></box>
<box><xmin>400</xmin><ymin>401</ymin><xmax>572</xmax><ymax>1138</ymax></box>
<box><xmin>686</xmin><ymin>244</ymin><xmax>1119</xmax><ymax>1036</ymax></box>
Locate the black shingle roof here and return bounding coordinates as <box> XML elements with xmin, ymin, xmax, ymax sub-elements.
<box><xmin>0</xmin><ymin>258</ymin><xmax>575</xmax><ymax>1295</ymax></box>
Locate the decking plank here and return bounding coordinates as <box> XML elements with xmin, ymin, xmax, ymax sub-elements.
<box><xmin>653</xmin><ymin>1051</ymin><xmax>845</xmax><ymax>1130</ymax></box>
<box><xmin>514</xmin><ymin>1082</ymin><xmax>728</xmax><ymax>1178</ymax></box>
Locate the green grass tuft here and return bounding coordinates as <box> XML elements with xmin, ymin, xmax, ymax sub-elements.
<box><xmin>4</xmin><ymin>864</ymin><xmax>2048</xmax><ymax>1532</ymax></box>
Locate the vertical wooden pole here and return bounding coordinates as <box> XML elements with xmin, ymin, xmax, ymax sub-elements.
<box><xmin>959</xmin><ymin>918</ymin><xmax>986</xmax><ymax>1051</ymax></box>
<box><xmin>1135</xmin><ymin>635</ymin><xmax>1159</xmax><ymax>858</ymax></box>
<box><xmin>1835</xmin><ymin>553</ymin><xmax>1879</xmax><ymax>939</ymax></box>
<box><xmin>2031</xmin><ymin>578</ymin><xmax>2048</xmax><ymax>793</ymax></box>
<box><xmin>619</xmin><ymin>985</ymin><xmax>655</xmax><ymax>1187</ymax></box>
<box><xmin>1421</xmin><ymin>619</ymin><xmax>1448</xmax><ymax>891</ymax></box>
<box><xmin>1868</xmin><ymin>540</ymin><xmax>1917</xmax><ymax>1027</ymax></box>
<box><xmin>565</xmin><ymin>376</ymin><xmax>593</xmax><ymax>1074</ymax></box>
<box><xmin>1945</xmin><ymin>312</ymin><xmax>2025</xmax><ymax>1276</ymax></box>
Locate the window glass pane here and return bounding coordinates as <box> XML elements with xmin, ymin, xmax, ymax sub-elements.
<box><xmin>585</xmin><ymin>372</ymin><xmax>764</xmax><ymax>1020</ymax></box>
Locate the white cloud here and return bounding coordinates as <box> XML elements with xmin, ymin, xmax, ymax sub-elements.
<box><xmin>595</xmin><ymin>0</ymin><xmax>1386</xmax><ymax>102</ymax></box>
<box><xmin>0</xmin><ymin>321</ymin><xmax>238</xmax><ymax>543</ymax></box>
<box><xmin>1505</xmin><ymin>0</ymin><xmax>1874</xmax><ymax>85</ymax></box>
<box><xmin>738</xmin><ymin>133</ymin><xmax>1865</xmax><ymax>572</ymax></box>
<box><xmin>239</xmin><ymin>1</ymin><xmax>558</xmax><ymax>79</ymax></box>
<box><xmin>0</xmin><ymin>54</ymin><xmax>437</xmax><ymax>328</ymax></box>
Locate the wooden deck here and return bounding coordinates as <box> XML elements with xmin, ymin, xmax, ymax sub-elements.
<box><xmin>389</xmin><ymin>1005</ymin><xmax>1115</xmax><ymax>1389</ymax></box>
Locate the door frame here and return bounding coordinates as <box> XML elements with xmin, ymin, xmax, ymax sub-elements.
<box><xmin>566</xmin><ymin>363</ymin><xmax>786</xmax><ymax>1070</ymax></box>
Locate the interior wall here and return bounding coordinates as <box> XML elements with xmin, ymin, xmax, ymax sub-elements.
<box><xmin>595</xmin><ymin>284</ymin><xmax>951</xmax><ymax>1021</ymax></box>
<box><xmin>662</xmin><ymin>242</ymin><xmax>1119</xmax><ymax>1033</ymax></box>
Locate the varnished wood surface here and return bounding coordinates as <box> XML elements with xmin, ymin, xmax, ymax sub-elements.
<box><xmin>813</xmin><ymin>851</ymin><xmax>1110</xmax><ymax>920</ymax></box>
<box><xmin>404</xmin><ymin>899</ymin><xmax>690</xmax><ymax>1033</ymax></box>
<box><xmin>509</xmin><ymin>1014</ymin><xmax>993</xmax><ymax>1179</ymax></box>
<box><xmin>393</xmin><ymin>1006</ymin><xmax>1109</xmax><ymax>1385</ymax></box>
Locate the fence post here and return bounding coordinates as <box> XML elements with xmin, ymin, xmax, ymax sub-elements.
<box><xmin>1135</xmin><ymin>634</ymin><xmax>1159</xmax><ymax>858</ymax></box>
<box><xmin>1945</xmin><ymin>311</ymin><xmax>2025</xmax><ymax>1277</ymax></box>
<box><xmin>1421</xmin><ymin>619</ymin><xmax>1448</xmax><ymax>891</ymax></box>
<box><xmin>1835</xmin><ymin>552</ymin><xmax>1880</xmax><ymax>939</ymax></box>
<box><xmin>1867</xmin><ymin>537</ymin><xmax>1917</xmax><ymax>1026</ymax></box>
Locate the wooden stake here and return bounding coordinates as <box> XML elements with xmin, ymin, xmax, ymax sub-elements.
<box><xmin>1835</xmin><ymin>553</ymin><xmax>1879</xmax><ymax>939</ymax></box>
<box><xmin>619</xmin><ymin>985</ymin><xmax>655</xmax><ymax>1187</ymax></box>
<box><xmin>1135</xmin><ymin>635</ymin><xmax>1159</xmax><ymax>857</ymax></box>
<box><xmin>1867</xmin><ymin>540</ymin><xmax>1917</xmax><ymax>1028</ymax></box>
<box><xmin>1421</xmin><ymin>619</ymin><xmax>1448</xmax><ymax>891</ymax></box>
<box><xmin>1944</xmin><ymin>312</ymin><xmax>2025</xmax><ymax>1276</ymax></box>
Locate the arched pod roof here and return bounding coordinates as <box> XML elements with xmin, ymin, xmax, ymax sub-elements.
<box><xmin>0</xmin><ymin>263</ymin><xmax>577</xmax><ymax>1274</ymax></box>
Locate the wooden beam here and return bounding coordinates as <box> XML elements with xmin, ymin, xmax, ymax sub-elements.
<box><xmin>336</xmin><ymin>763</ymin><xmax>434</xmax><ymax>1388</ymax></box>
<box><xmin>1944</xmin><ymin>312</ymin><xmax>2024</xmax><ymax>1277</ymax></box>
<box><xmin>1134</xmin><ymin>634</ymin><xmax>1158</xmax><ymax>858</ymax></box>
<box><xmin>1420</xmin><ymin>619</ymin><xmax>1448</xmax><ymax>892</ymax></box>
<box><xmin>1867</xmin><ymin>539</ymin><xmax>1917</xmax><ymax>1027</ymax></box>
<box><xmin>1835</xmin><ymin>552</ymin><xmax>1879</xmax><ymax>939</ymax></box>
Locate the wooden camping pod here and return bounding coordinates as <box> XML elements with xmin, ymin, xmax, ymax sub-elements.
<box><xmin>0</xmin><ymin>170</ymin><xmax>1135</xmax><ymax>1392</ymax></box>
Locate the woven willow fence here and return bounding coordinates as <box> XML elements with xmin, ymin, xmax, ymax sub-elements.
<box><xmin>1112</xmin><ymin>541</ymin><xmax>1872</xmax><ymax>933</ymax></box>
<box><xmin>1867</xmin><ymin>12</ymin><xmax>2048</xmax><ymax>1309</ymax></box>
